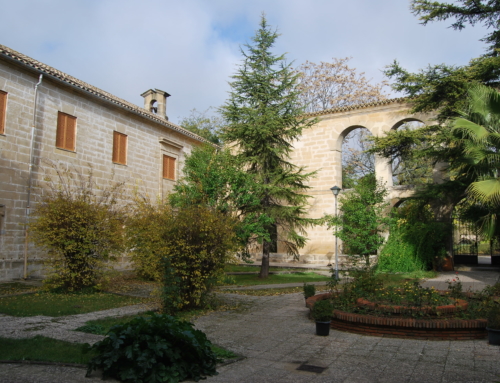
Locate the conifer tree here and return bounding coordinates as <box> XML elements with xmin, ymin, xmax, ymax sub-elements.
<box><xmin>221</xmin><ymin>16</ymin><xmax>317</xmax><ymax>278</ymax></box>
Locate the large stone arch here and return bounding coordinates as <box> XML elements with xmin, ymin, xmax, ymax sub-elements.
<box><xmin>287</xmin><ymin>99</ymin><xmax>437</xmax><ymax>263</ymax></box>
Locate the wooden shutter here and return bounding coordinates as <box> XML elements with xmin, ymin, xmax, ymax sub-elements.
<box><xmin>56</xmin><ymin>112</ymin><xmax>76</xmax><ymax>151</ymax></box>
<box><xmin>0</xmin><ymin>91</ymin><xmax>7</xmax><ymax>135</ymax></box>
<box><xmin>163</xmin><ymin>155</ymin><xmax>176</xmax><ymax>180</ymax></box>
<box><xmin>112</xmin><ymin>131</ymin><xmax>127</xmax><ymax>165</ymax></box>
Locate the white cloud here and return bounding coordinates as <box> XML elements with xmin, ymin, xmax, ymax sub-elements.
<box><xmin>0</xmin><ymin>0</ymin><xmax>490</xmax><ymax>123</ymax></box>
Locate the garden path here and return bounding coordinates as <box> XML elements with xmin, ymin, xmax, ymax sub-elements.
<box><xmin>0</xmin><ymin>269</ymin><xmax>499</xmax><ymax>382</ymax></box>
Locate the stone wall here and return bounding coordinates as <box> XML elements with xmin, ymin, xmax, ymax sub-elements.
<box><xmin>0</xmin><ymin>57</ymin><xmax>202</xmax><ymax>281</ymax></box>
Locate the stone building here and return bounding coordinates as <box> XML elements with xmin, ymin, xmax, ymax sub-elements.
<box><xmin>0</xmin><ymin>44</ymin><xmax>208</xmax><ymax>281</ymax></box>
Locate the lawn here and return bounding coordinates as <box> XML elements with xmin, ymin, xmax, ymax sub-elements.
<box><xmin>0</xmin><ymin>282</ymin><xmax>39</xmax><ymax>296</ymax></box>
<box><xmin>221</xmin><ymin>271</ymin><xmax>330</xmax><ymax>286</ymax></box>
<box><xmin>0</xmin><ymin>336</ymin><xmax>94</xmax><ymax>364</ymax></box>
<box><xmin>0</xmin><ymin>292</ymin><xmax>142</xmax><ymax>317</ymax></box>
<box><xmin>0</xmin><ymin>335</ymin><xmax>237</xmax><ymax>365</ymax></box>
<box><xmin>224</xmin><ymin>265</ymin><xmax>298</xmax><ymax>273</ymax></box>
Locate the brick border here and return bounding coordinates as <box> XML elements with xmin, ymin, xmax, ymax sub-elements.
<box><xmin>306</xmin><ymin>293</ymin><xmax>487</xmax><ymax>340</ymax></box>
<box><xmin>356</xmin><ymin>297</ymin><xmax>468</xmax><ymax>316</ymax></box>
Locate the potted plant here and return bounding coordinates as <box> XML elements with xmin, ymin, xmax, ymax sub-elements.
<box><xmin>303</xmin><ymin>283</ymin><xmax>316</xmax><ymax>306</ymax></box>
<box><xmin>312</xmin><ymin>299</ymin><xmax>333</xmax><ymax>336</ymax></box>
<box><xmin>486</xmin><ymin>304</ymin><xmax>500</xmax><ymax>345</ymax></box>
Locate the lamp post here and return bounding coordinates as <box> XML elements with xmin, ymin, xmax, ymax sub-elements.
<box><xmin>330</xmin><ymin>185</ymin><xmax>341</xmax><ymax>281</ymax></box>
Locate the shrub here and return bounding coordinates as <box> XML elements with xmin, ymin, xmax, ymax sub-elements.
<box><xmin>377</xmin><ymin>201</ymin><xmax>447</xmax><ymax>273</ymax></box>
<box><xmin>487</xmin><ymin>304</ymin><xmax>500</xmax><ymax>329</ymax></box>
<box><xmin>29</xmin><ymin>162</ymin><xmax>125</xmax><ymax>291</ymax></box>
<box><xmin>162</xmin><ymin>205</ymin><xmax>239</xmax><ymax>313</ymax></box>
<box><xmin>86</xmin><ymin>314</ymin><xmax>218</xmax><ymax>383</ymax></box>
<box><xmin>126</xmin><ymin>198</ymin><xmax>171</xmax><ymax>281</ymax></box>
<box><xmin>127</xmin><ymin>201</ymin><xmax>239</xmax><ymax>313</ymax></box>
<box><xmin>303</xmin><ymin>283</ymin><xmax>316</xmax><ymax>299</ymax></box>
<box><xmin>312</xmin><ymin>299</ymin><xmax>333</xmax><ymax>322</ymax></box>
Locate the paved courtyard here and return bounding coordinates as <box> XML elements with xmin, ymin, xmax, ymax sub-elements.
<box><xmin>0</xmin><ymin>270</ymin><xmax>499</xmax><ymax>382</ymax></box>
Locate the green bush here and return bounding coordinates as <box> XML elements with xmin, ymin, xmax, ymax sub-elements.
<box><xmin>86</xmin><ymin>314</ymin><xmax>218</xmax><ymax>383</ymax></box>
<box><xmin>377</xmin><ymin>201</ymin><xmax>447</xmax><ymax>273</ymax></box>
<box><xmin>303</xmin><ymin>283</ymin><xmax>316</xmax><ymax>299</ymax></box>
<box><xmin>29</xmin><ymin>162</ymin><xmax>125</xmax><ymax>291</ymax></box>
<box><xmin>312</xmin><ymin>299</ymin><xmax>333</xmax><ymax>322</ymax></box>
<box><xmin>162</xmin><ymin>205</ymin><xmax>239</xmax><ymax>313</ymax></box>
<box><xmin>127</xmin><ymin>201</ymin><xmax>239</xmax><ymax>313</ymax></box>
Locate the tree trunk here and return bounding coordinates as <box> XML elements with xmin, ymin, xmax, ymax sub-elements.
<box><xmin>259</xmin><ymin>240</ymin><xmax>270</xmax><ymax>278</ymax></box>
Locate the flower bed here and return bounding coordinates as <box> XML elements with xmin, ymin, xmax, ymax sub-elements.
<box><xmin>355</xmin><ymin>297</ymin><xmax>468</xmax><ymax>316</ymax></box>
<box><xmin>306</xmin><ymin>293</ymin><xmax>487</xmax><ymax>340</ymax></box>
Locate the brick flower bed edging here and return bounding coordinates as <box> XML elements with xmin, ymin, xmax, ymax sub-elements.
<box><xmin>306</xmin><ymin>293</ymin><xmax>487</xmax><ymax>340</ymax></box>
<box><xmin>356</xmin><ymin>297</ymin><xmax>468</xmax><ymax>316</ymax></box>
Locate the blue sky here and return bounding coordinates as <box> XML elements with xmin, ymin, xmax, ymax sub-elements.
<box><xmin>0</xmin><ymin>0</ymin><xmax>489</xmax><ymax>124</ymax></box>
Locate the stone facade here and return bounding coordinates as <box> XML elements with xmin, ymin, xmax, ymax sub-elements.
<box><xmin>278</xmin><ymin>101</ymin><xmax>435</xmax><ymax>264</ymax></box>
<box><xmin>0</xmin><ymin>45</ymin><xmax>207</xmax><ymax>281</ymax></box>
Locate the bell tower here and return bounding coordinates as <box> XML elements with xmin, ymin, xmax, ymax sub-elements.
<box><xmin>141</xmin><ymin>89</ymin><xmax>171</xmax><ymax>120</ymax></box>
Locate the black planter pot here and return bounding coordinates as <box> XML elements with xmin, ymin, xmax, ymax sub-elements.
<box><xmin>315</xmin><ymin>321</ymin><xmax>331</xmax><ymax>336</ymax></box>
<box><xmin>486</xmin><ymin>327</ymin><xmax>500</xmax><ymax>345</ymax></box>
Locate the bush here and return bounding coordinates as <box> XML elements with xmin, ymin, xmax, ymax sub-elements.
<box><xmin>29</xmin><ymin>162</ymin><xmax>125</xmax><ymax>291</ymax></box>
<box><xmin>162</xmin><ymin>205</ymin><xmax>239</xmax><ymax>313</ymax></box>
<box><xmin>127</xmin><ymin>201</ymin><xmax>239</xmax><ymax>313</ymax></box>
<box><xmin>312</xmin><ymin>299</ymin><xmax>333</xmax><ymax>322</ymax></box>
<box><xmin>377</xmin><ymin>201</ymin><xmax>447</xmax><ymax>273</ymax></box>
<box><xmin>303</xmin><ymin>283</ymin><xmax>316</xmax><ymax>299</ymax></box>
<box><xmin>126</xmin><ymin>198</ymin><xmax>171</xmax><ymax>281</ymax></box>
<box><xmin>86</xmin><ymin>314</ymin><xmax>218</xmax><ymax>383</ymax></box>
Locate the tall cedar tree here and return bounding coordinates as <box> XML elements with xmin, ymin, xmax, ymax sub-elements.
<box><xmin>221</xmin><ymin>16</ymin><xmax>317</xmax><ymax>278</ymax></box>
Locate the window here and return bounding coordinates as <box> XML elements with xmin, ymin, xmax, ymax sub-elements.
<box><xmin>163</xmin><ymin>154</ymin><xmax>176</xmax><ymax>180</ymax></box>
<box><xmin>56</xmin><ymin>112</ymin><xmax>76</xmax><ymax>151</ymax></box>
<box><xmin>112</xmin><ymin>131</ymin><xmax>127</xmax><ymax>165</ymax></box>
<box><xmin>0</xmin><ymin>90</ymin><xmax>7</xmax><ymax>135</ymax></box>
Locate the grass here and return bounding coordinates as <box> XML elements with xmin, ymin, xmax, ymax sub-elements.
<box><xmin>224</xmin><ymin>265</ymin><xmax>297</xmax><ymax>273</ymax></box>
<box><xmin>0</xmin><ymin>336</ymin><xmax>94</xmax><ymax>364</ymax></box>
<box><xmin>0</xmin><ymin>292</ymin><xmax>142</xmax><ymax>317</ymax></box>
<box><xmin>221</xmin><ymin>286</ymin><xmax>329</xmax><ymax>296</ymax></box>
<box><xmin>0</xmin><ymin>335</ymin><xmax>237</xmax><ymax>365</ymax></box>
<box><xmin>0</xmin><ymin>282</ymin><xmax>39</xmax><ymax>296</ymax></box>
<box><xmin>221</xmin><ymin>272</ymin><xmax>329</xmax><ymax>286</ymax></box>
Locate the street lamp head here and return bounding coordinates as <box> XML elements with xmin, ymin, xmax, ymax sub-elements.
<box><xmin>330</xmin><ymin>185</ymin><xmax>341</xmax><ymax>196</ymax></box>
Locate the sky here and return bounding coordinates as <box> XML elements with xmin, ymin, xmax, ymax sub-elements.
<box><xmin>0</xmin><ymin>0</ymin><xmax>490</xmax><ymax>125</ymax></box>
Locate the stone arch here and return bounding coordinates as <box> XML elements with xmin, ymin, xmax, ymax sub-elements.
<box><xmin>284</xmin><ymin>99</ymin><xmax>439</xmax><ymax>265</ymax></box>
<box><xmin>391</xmin><ymin>117</ymin><xmax>427</xmax><ymax>131</ymax></box>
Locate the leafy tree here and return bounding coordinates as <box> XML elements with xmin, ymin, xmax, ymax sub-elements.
<box><xmin>221</xmin><ymin>16</ymin><xmax>317</xmax><ymax>278</ymax></box>
<box><xmin>29</xmin><ymin>162</ymin><xmax>126</xmax><ymax>291</ymax></box>
<box><xmin>411</xmin><ymin>0</ymin><xmax>500</xmax><ymax>56</ymax></box>
<box><xmin>170</xmin><ymin>145</ymin><xmax>271</xmax><ymax>257</ymax></box>
<box><xmin>296</xmin><ymin>57</ymin><xmax>388</xmax><ymax>113</ymax></box>
<box><xmin>325</xmin><ymin>175</ymin><xmax>389</xmax><ymax>267</ymax></box>
<box><xmin>178</xmin><ymin>108</ymin><xmax>224</xmax><ymax>145</ymax></box>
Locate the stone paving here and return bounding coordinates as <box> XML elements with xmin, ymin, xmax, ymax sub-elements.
<box><xmin>0</xmin><ymin>270</ymin><xmax>499</xmax><ymax>382</ymax></box>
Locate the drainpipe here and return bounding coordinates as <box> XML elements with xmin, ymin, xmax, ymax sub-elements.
<box><xmin>23</xmin><ymin>74</ymin><xmax>43</xmax><ymax>279</ymax></box>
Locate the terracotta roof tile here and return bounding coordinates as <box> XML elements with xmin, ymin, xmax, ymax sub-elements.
<box><xmin>303</xmin><ymin>97</ymin><xmax>411</xmax><ymax>118</ymax></box>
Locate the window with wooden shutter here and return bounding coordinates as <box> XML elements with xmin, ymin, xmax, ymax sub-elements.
<box><xmin>56</xmin><ymin>112</ymin><xmax>77</xmax><ymax>151</ymax></box>
<box><xmin>163</xmin><ymin>155</ymin><xmax>176</xmax><ymax>180</ymax></box>
<box><xmin>112</xmin><ymin>131</ymin><xmax>127</xmax><ymax>165</ymax></box>
<box><xmin>0</xmin><ymin>91</ymin><xmax>7</xmax><ymax>135</ymax></box>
